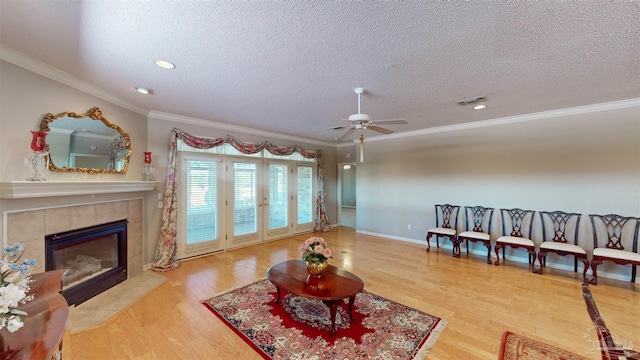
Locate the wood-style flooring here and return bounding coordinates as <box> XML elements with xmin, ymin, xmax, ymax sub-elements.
<box><xmin>67</xmin><ymin>227</ymin><xmax>639</xmax><ymax>359</ymax></box>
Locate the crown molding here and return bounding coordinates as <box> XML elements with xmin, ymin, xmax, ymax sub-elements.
<box><xmin>148</xmin><ymin>110</ymin><xmax>336</xmax><ymax>148</ymax></box>
<box><xmin>357</xmin><ymin>98</ymin><xmax>640</xmax><ymax>144</ymax></box>
<box><xmin>0</xmin><ymin>44</ymin><xmax>148</xmax><ymax>116</ymax></box>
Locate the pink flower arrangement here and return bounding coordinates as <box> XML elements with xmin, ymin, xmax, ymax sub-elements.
<box><xmin>300</xmin><ymin>237</ymin><xmax>333</xmax><ymax>263</ymax></box>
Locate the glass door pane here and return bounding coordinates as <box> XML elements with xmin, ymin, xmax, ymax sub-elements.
<box><xmin>229</xmin><ymin>160</ymin><xmax>262</xmax><ymax>247</ymax></box>
<box><xmin>267</xmin><ymin>163</ymin><xmax>289</xmax><ymax>233</ymax></box>
<box><xmin>296</xmin><ymin>165</ymin><xmax>314</xmax><ymax>225</ymax></box>
<box><xmin>177</xmin><ymin>154</ymin><xmax>223</xmax><ymax>259</ymax></box>
<box><xmin>186</xmin><ymin>161</ymin><xmax>219</xmax><ymax>244</ymax></box>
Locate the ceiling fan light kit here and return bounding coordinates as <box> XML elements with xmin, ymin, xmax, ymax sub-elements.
<box><xmin>348</xmin><ymin>113</ymin><xmax>371</xmax><ymax>122</ymax></box>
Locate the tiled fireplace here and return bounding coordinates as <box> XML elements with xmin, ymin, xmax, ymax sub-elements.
<box><xmin>4</xmin><ymin>198</ymin><xmax>144</xmax><ymax>291</ymax></box>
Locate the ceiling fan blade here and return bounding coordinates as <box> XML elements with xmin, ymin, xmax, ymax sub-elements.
<box><xmin>372</xmin><ymin>119</ymin><xmax>407</xmax><ymax>125</ymax></box>
<box><xmin>311</xmin><ymin>124</ymin><xmax>350</xmax><ymax>132</ymax></box>
<box><xmin>338</xmin><ymin>128</ymin><xmax>356</xmax><ymax>140</ymax></box>
<box><xmin>367</xmin><ymin>125</ymin><xmax>394</xmax><ymax>135</ymax></box>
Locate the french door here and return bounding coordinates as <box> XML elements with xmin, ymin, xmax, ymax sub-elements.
<box><xmin>227</xmin><ymin>159</ymin><xmax>263</xmax><ymax>247</ymax></box>
<box><xmin>176</xmin><ymin>153</ymin><xmax>316</xmax><ymax>259</ymax></box>
<box><xmin>264</xmin><ymin>161</ymin><xmax>289</xmax><ymax>240</ymax></box>
<box><xmin>176</xmin><ymin>154</ymin><xmax>225</xmax><ymax>259</ymax></box>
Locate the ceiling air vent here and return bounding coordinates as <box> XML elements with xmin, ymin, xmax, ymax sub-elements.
<box><xmin>458</xmin><ymin>96</ymin><xmax>485</xmax><ymax>105</ymax></box>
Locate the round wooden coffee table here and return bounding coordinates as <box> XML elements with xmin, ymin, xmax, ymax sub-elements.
<box><xmin>266</xmin><ymin>260</ymin><xmax>364</xmax><ymax>336</ymax></box>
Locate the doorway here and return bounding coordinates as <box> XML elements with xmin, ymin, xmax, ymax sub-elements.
<box><xmin>339</xmin><ymin>162</ymin><xmax>357</xmax><ymax>228</ymax></box>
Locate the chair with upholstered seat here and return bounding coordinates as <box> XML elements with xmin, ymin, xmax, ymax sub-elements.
<box><xmin>536</xmin><ymin>211</ymin><xmax>589</xmax><ymax>281</ymax></box>
<box><xmin>426</xmin><ymin>204</ymin><xmax>460</xmax><ymax>257</ymax></box>
<box><xmin>457</xmin><ymin>205</ymin><xmax>494</xmax><ymax>264</ymax></box>
<box><xmin>588</xmin><ymin>214</ymin><xmax>640</xmax><ymax>285</ymax></box>
<box><xmin>582</xmin><ymin>283</ymin><xmax>640</xmax><ymax>360</ymax></box>
<box><xmin>494</xmin><ymin>208</ymin><xmax>537</xmax><ymax>271</ymax></box>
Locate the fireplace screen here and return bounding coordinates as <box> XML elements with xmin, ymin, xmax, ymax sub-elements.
<box><xmin>46</xmin><ymin>219</ymin><xmax>127</xmax><ymax>306</ymax></box>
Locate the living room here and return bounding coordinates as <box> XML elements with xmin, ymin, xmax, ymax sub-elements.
<box><xmin>1</xmin><ymin>2</ymin><xmax>638</xmax><ymax>359</ymax></box>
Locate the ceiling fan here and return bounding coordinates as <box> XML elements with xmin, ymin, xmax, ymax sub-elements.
<box><xmin>330</xmin><ymin>87</ymin><xmax>408</xmax><ymax>141</ymax></box>
<box><xmin>316</xmin><ymin>87</ymin><xmax>407</xmax><ymax>162</ymax></box>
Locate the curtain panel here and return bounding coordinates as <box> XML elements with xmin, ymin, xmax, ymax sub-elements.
<box><xmin>151</xmin><ymin>128</ymin><xmax>331</xmax><ymax>271</ymax></box>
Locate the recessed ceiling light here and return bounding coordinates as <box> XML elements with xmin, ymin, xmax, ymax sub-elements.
<box><xmin>135</xmin><ymin>87</ymin><xmax>153</xmax><ymax>95</ymax></box>
<box><xmin>473</xmin><ymin>104</ymin><xmax>486</xmax><ymax>110</ymax></box>
<box><xmin>155</xmin><ymin>60</ymin><xmax>175</xmax><ymax>69</ymax></box>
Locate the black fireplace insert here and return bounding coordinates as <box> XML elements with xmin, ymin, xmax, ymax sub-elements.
<box><xmin>45</xmin><ymin>219</ymin><xmax>128</xmax><ymax>306</ymax></box>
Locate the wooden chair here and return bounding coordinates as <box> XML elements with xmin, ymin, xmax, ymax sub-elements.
<box><xmin>536</xmin><ymin>210</ymin><xmax>589</xmax><ymax>282</ymax></box>
<box><xmin>588</xmin><ymin>214</ymin><xmax>640</xmax><ymax>285</ymax></box>
<box><xmin>426</xmin><ymin>204</ymin><xmax>460</xmax><ymax>257</ymax></box>
<box><xmin>582</xmin><ymin>284</ymin><xmax>640</xmax><ymax>360</ymax></box>
<box><xmin>457</xmin><ymin>205</ymin><xmax>494</xmax><ymax>264</ymax></box>
<box><xmin>494</xmin><ymin>208</ymin><xmax>537</xmax><ymax>271</ymax></box>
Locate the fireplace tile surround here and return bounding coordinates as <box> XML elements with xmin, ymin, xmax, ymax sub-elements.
<box><xmin>3</xmin><ymin>198</ymin><xmax>143</xmax><ymax>279</ymax></box>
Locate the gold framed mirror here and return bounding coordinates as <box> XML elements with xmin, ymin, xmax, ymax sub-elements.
<box><xmin>40</xmin><ymin>107</ymin><xmax>131</xmax><ymax>174</ymax></box>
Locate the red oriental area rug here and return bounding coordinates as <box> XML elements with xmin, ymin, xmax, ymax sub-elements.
<box><xmin>498</xmin><ymin>331</ymin><xmax>590</xmax><ymax>360</ymax></box>
<box><xmin>202</xmin><ymin>279</ymin><xmax>447</xmax><ymax>360</ymax></box>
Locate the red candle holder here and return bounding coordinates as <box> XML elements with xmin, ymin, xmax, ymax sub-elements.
<box><xmin>143</xmin><ymin>152</ymin><xmax>155</xmax><ymax>181</ymax></box>
<box><xmin>144</xmin><ymin>151</ymin><xmax>152</xmax><ymax>164</ymax></box>
<box><xmin>30</xmin><ymin>131</ymin><xmax>48</xmax><ymax>152</ymax></box>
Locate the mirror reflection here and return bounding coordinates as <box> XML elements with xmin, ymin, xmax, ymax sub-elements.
<box><xmin>40</xmin><ymin>107</ymin><xmax>131</xmax><ymax>174</ymax></box>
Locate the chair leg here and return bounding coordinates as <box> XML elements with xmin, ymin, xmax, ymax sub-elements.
<box><xmin>426</xmin><ymin>233</ymin><xmax>431</xmax><ymax>252</ymax></box>
<box><xmin>589</xmin><ymin>259</ymin><xmax>602</xmax><ymax>285</ymax></box>
<box><xmin>451</xmin><ymin>237</ymin><xmax>461</xmax><ymax>258</ymax></box>
<box><xmin>494</xmin><ymin>243</ymin><xmax>502</xmax><ymax>265</ymax></box>
<box><xmin>483</xmin><ymin>241</ymin><xmax>492</xmax><ymax>264</ymax></box>
<box><xmin>466</xmin><ymin>238</ymin><xmax>469</xmax><ymax>254</ymax></box>
<box><xmin>580</xmin><ymin>258</ymin><xmax>590</xmax><ymax>284</ymax></box>
<box><xmin>632</xmin><ymin>264</ymin><xmax>637</xmax><ymax>283</ymax></box>
<box><xmin>528</xmin><ymin>249</ymin><xmax>537</xmax><ymax>273</ymax></box>
<box><xmin>535</xmin><ymin>252</ymin><xmax>546</xmax><ymax>275</ymax></box>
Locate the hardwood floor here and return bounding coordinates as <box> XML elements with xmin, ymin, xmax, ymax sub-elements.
<box><xmin>68</xmin><ymin>227</ymin><xmax>639</xmax><ymax>359</ymax></box>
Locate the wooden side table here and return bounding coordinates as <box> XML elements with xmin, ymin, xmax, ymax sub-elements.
<box><xmin>1</xmin><ymin>269</ymin><xmax>68</xmax><ymax>359</ymax></box>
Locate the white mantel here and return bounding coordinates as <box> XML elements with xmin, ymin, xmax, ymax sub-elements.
<box><xmin>0</xmin><ymin>181</ymin><xmax>161</xmax><ymax>199</ymax></box>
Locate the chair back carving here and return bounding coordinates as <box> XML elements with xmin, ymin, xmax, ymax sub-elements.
<box><xmin>582</xmin><ymin>284</ymin><xmax>640</xmax><ymax>360</ymax></box>
<box><xmin>435</xmin><ymin>204</ymin><xmax>460</xmax><ymax>230</ymax></box>
<box><xmin>500</xmin><ymin>208</ymin><xmax>535</xmax><ymax>238</ymax></box>
<box><xmin>465</xmin><ymin>206</ymin><xmax>494</xmax><ymax>234</ymax></box>
<box><xmin>540</xmin><ymin>211</ymin><xmax>581</xmax><ymax>245</ymax></box>
<box><xmin>589</xmin><ymin>214</ymin><xmax>640</xmax><ymax>252</ymax></box>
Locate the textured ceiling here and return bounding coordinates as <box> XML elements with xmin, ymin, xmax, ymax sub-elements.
<box><xmin>1</xmin><ymin>1</ymin><xmax>639</xmax><ymax>144</ymax></box>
